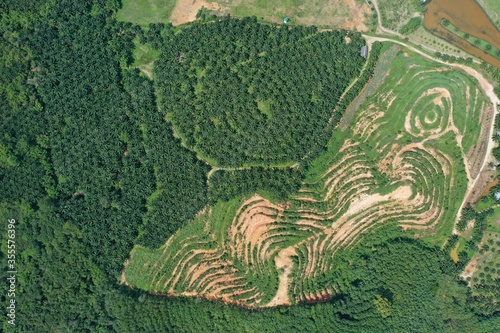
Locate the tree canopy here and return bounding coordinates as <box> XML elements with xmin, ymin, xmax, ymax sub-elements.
<box><xmin>1</xmin><ymin>0</ymin><xmax>499</xmax><ymax>332</ymax></box>
<box><xmin>155</xmin><ymin>18</ymin><xmax>366</xmax><ymax>167</ymax></box>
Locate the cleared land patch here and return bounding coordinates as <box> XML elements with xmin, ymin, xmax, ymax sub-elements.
<box><xmin>194</xmin><ymin>0</ymin><xmax>372</xmax><ymax>31</ymax></box>
<box><xmin>377</xmin><ymin>0</ymin><xmax>423</xmax><ymax>31</ymax></box>
<box><xmin>124</xmin><ymin>46</ymin><xmax>490</xmax><ymax>307</ymax></box>
<box><xmin>170</xmin><ymin>0</ymin><xmax>222</xmax><ymax>26</ymax></box>
<box><xmin>118</xmin><ymin>0</ymin><xmax>373</xmax><ymax>30</ymax></box>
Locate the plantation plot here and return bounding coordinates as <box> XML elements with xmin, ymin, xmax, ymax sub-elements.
<box><xmin>154</xmin><ymin>19</ymin><xmax>366</xmax><ymax>167</ymax></box>
<box><xmin>123</xmin><ymin>47</ymin><xmax>490</xmax><ymax>307</ymax></box>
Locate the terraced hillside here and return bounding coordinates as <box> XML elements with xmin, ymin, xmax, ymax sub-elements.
<box><xmin>123</xmin><ymin>46</ymin><xmax>490</xmax><ymax>308</ymax></box>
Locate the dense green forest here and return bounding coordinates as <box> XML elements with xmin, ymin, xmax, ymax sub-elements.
<box><xmin>1</xmin><ymin>0</ymin><xmax>499</xmax><ymax>332</ymax></box>
<box><xmin>208</xmin><ymin>167</ymin><xmax>304</xmax><ymax>203</ymax></box>
<box><xmin>155</xmin><ymin>18</ymin><xmax>366</xmax><ymax>167</ymax></box>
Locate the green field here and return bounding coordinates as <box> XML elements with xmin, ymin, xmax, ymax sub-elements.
<box><xmin>117</xmin><ymin>0</ymin><xmax>176</xmax><ymax>26</ymax></box>
<box><xmin>124</xmin><ymin>44</ymin><xmax>487</xmax><ymax>306</ymax></box>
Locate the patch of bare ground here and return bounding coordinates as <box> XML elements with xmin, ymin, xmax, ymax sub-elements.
<box><xmin>324</xmin><ymin>172</ymin><xmax>373</xmax><ymax>211</ymax></box>
<box><xmin>120</xmin><ymin>262</ymin><xmax>129</xmax><ymax>285</ymax></box>
<box><xmin>460</xmin><ymin>257</ymin><xmax>478</xmax><ymax>285</ymax></box>
<box><xmin>337</xmin><ymin>0</ymin><xmax>371</xmax><ymax>32</ymax></box>
<box><xmin>266</xmin><ymin>247</ymin><xmax>297</xmax><ymax>307</ymax></box>
<box><xmin>139</xmin><ymin>67</ymin><xmax>153</xmax><ymax>79</ymax></box>
<box><xmin>230</xmin><ymin>195</ymin><xmax>284</xmax><ymax>264</ymax></box>
<box><xmin>482</xmin><ymin>178</ymin><xmax>499</xmax><ymax>197</ymax></box>
<box><xmin>324</xmin><ymin>188</ymin><xmax>417</xmax><ymax>252</ymax></box>
<box><xmin>170</xmin><ymin>0</ymin><xmax>224</xmax><ymax>26</ymax></box>
<box><xmin>304</xmin><ymin>289</ymin><xmax>333</xmax><ymax>303</ymax></box>
<box><xmin>339</xmin><ymin>186</ymin><xmax>412</xmax><ymax>224</ymax></box>
<box><xmin>468</xmin><ymin>166</ymin><xmax>497</xmax><ymax>205</ymax></box>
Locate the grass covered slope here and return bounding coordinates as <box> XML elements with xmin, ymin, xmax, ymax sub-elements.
<box><xmin>124</xmin><ymin>46</ymin><xmax>488</xmax><ymax>307</ymax></box>
<box><xmin>154</xmin><ymin>18</ymin><xmax>366</xmax><ymax>167</ymax></box>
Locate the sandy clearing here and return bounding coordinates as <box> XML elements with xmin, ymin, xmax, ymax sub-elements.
<box><xmin>230</xmin><ymin>195</ymin><xmax>285</xmax><ymax>265</ymax></box>
<box><xmin>139</xmin><ymin>67</ymin><xmax>153</xmax><ymax>79</ymax></box>
<box><xmin>170</xmin><ymin>0</ymin><xmax>223</xmax><ymax>26</ymax></box>
<box><xmin>265</xmin><ymin>246</ymin><xmax>297</xmax><ymax>307</ymax></box>
<box><xmin>120</xmin><ymin>264</ymin><xmax>129</xmax><ymax>285</ymax></box>
<box><xmin>337</xmin><ymin>0</ymin><xmax>371</xmax><ymax>32</ymax></box>
<box><xmin>460</xmin><ymin>257</ymin><xmax>478</xmax><ymax>284</ymax></box>
<box><xmin>335</xmin><ymin>185</ymin><xmax>411</xmax><ymax>223</ymax></box>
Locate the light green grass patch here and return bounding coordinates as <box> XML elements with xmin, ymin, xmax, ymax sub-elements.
<box><xmin>256</xmin><ymin>99</ymin><xmax>273</xmax><ymax>119</ymax></box>
<box><xmin>117</xmin><ymin>0</ymin><xmax>177</xmax><ymax>26</ymax></box>
<box><xmin>132</xmin><ymin>38</ymin><xmax>161</xmax><ymax>68</ymax></box>
<box><xmin>476</xmin><ymin>195</ymin><xmax>498</xmax><ymax>213</ymax></box>
<box><xmin>399</xmin><ymin>16</ymin><xmax>421</xmax><ymax>35</ymax></box>
<box><xmin>485</xmin><ymin>206</ymin><xmax>500</xmax><ymax>232</ymax></box>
